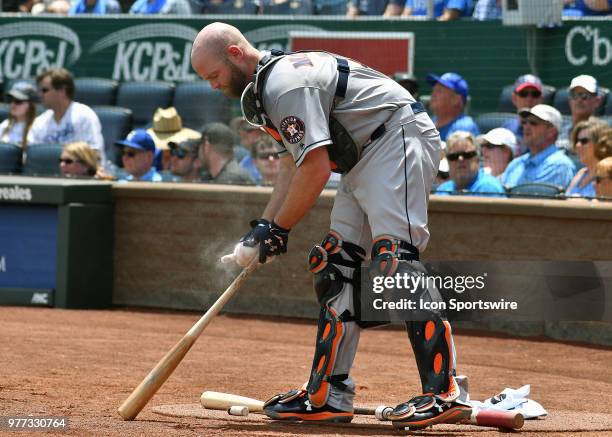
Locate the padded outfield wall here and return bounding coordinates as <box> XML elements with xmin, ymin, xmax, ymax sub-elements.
<box><xmin>0</xmin><ymin>16</ymin><xmax>610</xmax><ymax>113</ymax></box>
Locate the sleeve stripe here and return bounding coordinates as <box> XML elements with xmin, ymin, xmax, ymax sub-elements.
<box><xmin>295</xmin><ymin>139</ymin><xmax>333</xmax><ymax>167</ymax></box>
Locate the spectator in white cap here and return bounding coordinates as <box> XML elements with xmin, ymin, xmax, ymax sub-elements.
<box><xmin>569</xmin><ymin>75</ymin><xmax>603</xmax><ymax>126</ymax></box>
<box><xmin>558</xmin><ymin>74</ymin><xmax>605</xmax><ymax>151</ymax></box>
<box><xmin>480</xmin><ymin>128</ymin><xmax>517</xmax><ymax>178</ymax></box>
<box><xmin>501</xmin><ymin>104</ymin><xmax>575</xmax><ymax>190</ymax></box>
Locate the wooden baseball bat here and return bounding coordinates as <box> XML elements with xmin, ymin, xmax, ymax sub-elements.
<box><xmin>117</xmin><ymin>258</ymin><xmax>259</xmax><ymax>420</ymax></box>
<box><xmin>200</xmin><ymin>391</ymin><xmax>523</xmax><ymax>429</ymax></box>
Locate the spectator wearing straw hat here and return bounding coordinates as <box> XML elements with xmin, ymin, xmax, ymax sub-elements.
<box><xmin>146</xmin><ymin>107</ymin><xmax>201</xmax><ymax>170</ymax></box>
<box><xmin>479</xmin><ymin>127</ymin><xmax>517</xmax><ymax>178</ymax></box>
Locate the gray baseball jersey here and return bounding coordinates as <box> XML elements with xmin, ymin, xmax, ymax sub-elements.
<box><xmin>261</xmin><ymin>51</ymin><xmax>440</xmax><ymax>253</ymax></box>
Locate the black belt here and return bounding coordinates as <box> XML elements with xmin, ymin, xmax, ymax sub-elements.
<box><xmin>370</xmin><ymin>101</ymin><xmax>426</xmax><ymax>142</ymax></box>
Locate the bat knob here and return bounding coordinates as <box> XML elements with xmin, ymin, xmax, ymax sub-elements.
<box><xmin>375</xmin><ymin>405</ymin><xmax>393</xmax><ymax>421</ymax></box>
<box><xmin>228</xmin><ymin>406</ymin><xmax>249</xmax><ymax>416</ymax></box>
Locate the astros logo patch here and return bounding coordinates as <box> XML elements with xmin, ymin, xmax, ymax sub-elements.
<box><xmin>280</xmin><ymin>116</ymin><xmax>305</xmax><ymax>144</ymax></box>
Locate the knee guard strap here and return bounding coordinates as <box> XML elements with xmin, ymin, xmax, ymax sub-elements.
<box><xmin>371</xmin><ymin>235</ymin><xmax>420</xmax><ymax>277</ymax></box>
<box><xmin>406</xmin><ymin>318</ymin><xmax>457</xmax><ymax>396</ymax></box>
<box><xmin>308</xmin><ymin>231</ymin><xmax>365</xmax><ymax>306</ymax></box>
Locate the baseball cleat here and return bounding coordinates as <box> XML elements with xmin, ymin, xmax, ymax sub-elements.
<box><xmin>388</xmin><ymin>394</ymin><xmax>472</xmax><ymax>429</ymax></box>
<box><xmin>263</xmin><ymin>389</ymin><xmax>353</xmax><ymax>423</ymax></box>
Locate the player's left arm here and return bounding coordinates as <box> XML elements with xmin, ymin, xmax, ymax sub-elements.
<box><xmin>273</xmin><ymin>146</ymin><xmax>331</xmax><ymax>230</ymax></box>
<box><xmin>261</xmin><ymin>154</ymin><xmax>296</xmax><ymax>222</ymax></box>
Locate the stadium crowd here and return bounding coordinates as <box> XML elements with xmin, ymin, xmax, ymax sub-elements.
<box><xmin>0</xmin><ymin>65</ymin><xmax>611</xmax><ymax>199</ymax></box>
<box><xmin>1</xmin><ymin>0</ymin><xmax>610</xmax><ymax>17</ymax></box>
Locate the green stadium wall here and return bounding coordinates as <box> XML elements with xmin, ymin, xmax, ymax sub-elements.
<box><xmin>0</xmin><ymin>16</ymin><xmax>610</xmax><ymax>113</ymax></box>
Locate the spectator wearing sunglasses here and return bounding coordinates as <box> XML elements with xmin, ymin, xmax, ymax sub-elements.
<box><xmin>435</xmin><ymin>131</ymin><xmax>505</xmax><ymax>197</ymax></box>
<box><xmin>569</xmin><ymin>75</ymin><xmax>604</xmax><ymax>128</ymax></box>
<box><xmin>502</xmin><ymin>74</ymin><xmax>544</xmax><ymax>155</ymax></box>
<box><xmin>0</xmin><ymin>82</ymin><xmax>38</xmax><ymax>155</ymax></box>
<box><xmin>115</xmin><ymin>130</ymin><xmax>162</xmax><ymax>182</ymax></box>
<box><xmin>567</xmin><ymin>120</ymin><xmax>612</xmax><ymax>197</ymax></box>
<box><xmin>59</xmin><ymin>141</ymin><xmax>99</xmax><ymax>178</ymax></box>
<box><xmin>479</xmin><ymin>128</ymin><xmax>517</xmax><ymax>178</ymax></box>
<box><xmin>501</xmin><ymin>104</ymin><xmax>575</xmax><ymax>190</ymax></box>
<box><xmin>426</xmin><ymin>72</ymin><xmax>479</xmax><ymax>141</ymax></box>
<box><xmin>28</xmin><ymin>68</ymin><xmax>105</xmax><ymax>163</ymax></box>
<box><xmin>167</xmin><ymin>138</ymin><xmax>203</xmax><ymax>182</ymax></box>
<box><xmin>252</xmin><ymin>136</ymin><xmax>281</xmax><ymax>186</ymax></box>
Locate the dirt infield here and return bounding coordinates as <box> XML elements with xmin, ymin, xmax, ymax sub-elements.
<box><xmin>1</xmin><ymin>307</ymin><xmax>611</xmax><ymax>436</ymax></box>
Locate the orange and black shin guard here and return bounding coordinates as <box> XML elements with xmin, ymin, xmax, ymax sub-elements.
<box><xmin>306</xmin><ymin>306</ymin><xmax>347</xmax><ymax>408</ymax></box>
<box><xmin>405</xmin><ymin>318</ymin><xmax>456</xmax><ymax>396</ymax></box>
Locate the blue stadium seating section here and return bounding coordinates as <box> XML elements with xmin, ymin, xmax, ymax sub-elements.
<box><xmin>74</xmin><ymin>78</ymin><xmax>118</xmax><ymax>107</ymax></box>
<box><xmin>116</xmin><ymin>81</ymin><xmax>174</xmax><ymax>128</ymax></box>
<box><xmin>0</xmin><ymin>102</ymin><xmax>8</xmax><ymax>122</ymax></box>
<box><xmin>93</xmin><ymin>105</ymin><xmax>133</xmax><ymax>165</ymax></box>
<box><xmin>173</xmin><ymin>82</ymin><xmax>232</xmax><ymax>130</ymax></box>
<box><xmin>0</xmin><ymin>142</ymin><xmax>22</xmax><ymax>174</ymax></box>
<box><xmin>475</xmin><ymin>112</ymin><xmax>516</xmax><ymax>134</ymax></box>
<box><xmin>22</xmin><ymin>143</ymin><xmax>64</xmax><ymax>176</ymax></box>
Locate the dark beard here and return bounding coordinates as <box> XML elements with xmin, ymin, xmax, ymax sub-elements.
<box><xmin>226</xmin><ymin>61</ymin><xmax>250</xmax><ymax>99</ymax></box>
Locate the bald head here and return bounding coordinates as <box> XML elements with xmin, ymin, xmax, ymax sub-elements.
<box><xmin>191</xmin><ymin>22</ymin><xmax>260</xmax><ymax>98</ymax></box>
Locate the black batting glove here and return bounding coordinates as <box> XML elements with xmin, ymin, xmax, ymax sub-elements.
<box><xmin>249</xmin><ymin>220</ymin><xmax>290</xmax><ymax>263</ymax></box>
<box><xmin>240</xmin><ymin>219</ymin><xmax>270</xmax><ymax>247</ymax></box>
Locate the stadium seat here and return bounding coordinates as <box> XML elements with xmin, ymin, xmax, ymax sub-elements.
<box><xmin>475</xmin><ymin>112</ymin><xmax>516</xmax><ymax>133</ymax></box>
<box><xmin>497</xmin><ymin>84</ymin><xmax>555</xmax><ymax>113</ymax></box>
<box><xmin>173</xmin><ymin>82</ymin><xmax>232</xmax><ymax>129</ymax></box>
<box><xmin>22</xmin><ymin>143</ymin><xmax>64</xmax><ymax>176</ymax></box>
<box><xmin>0</xmin><ymin>102</ymin><xmax>9</xmax><ymax>121</ymax></box>
<box><xmin>497</xmin><ymin>85</ymin><xmax>515</xmax><ymax>113</ymax></box>
<box><xmin>117</xmin><ymin>81</ymin><xmax>174</xmax><ymax>128</ymax></box>
<box><xmin>0</xmin><ymin>142</ymin><xmax>22</xmax><ymax>174</ymax></box>
<box><xmin>602</xmin><ymin>91</ymin><xmax>612</xmax><ymax>116</ymax></box>
<box><xmin>74</xmin><ymin>78</ymin><xmax>118</xmax><ymax>106</ymax></box>
<box><xmin>261</xmin><ymin>0</ymin><xmax>312</xmax><ymax>14</ymax></box>
<box><xmin>93</xmin><ymin>105</ymin><xmax>133</xmax><ymax>165</ymax></box>
<box><xmin>552</xmin><ymin>88</ymin><xmax>571</xmax><ymax>115</ymax></box>
<box><xmin>508</xmin><ymin>183</ymin><xmax>563</xmax><ymax>199</ymax></box>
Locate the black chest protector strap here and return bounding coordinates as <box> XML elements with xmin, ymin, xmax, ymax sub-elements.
<box><xmin>241</xmin><ymin>50</ymin><xmax>358</xmax><ymax>174</ymax></box>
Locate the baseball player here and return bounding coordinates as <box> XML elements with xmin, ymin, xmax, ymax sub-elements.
<box><xmin>191</xmin><ymin>22</ymin><xmax>469</xmax><ymax>429</ymax></box>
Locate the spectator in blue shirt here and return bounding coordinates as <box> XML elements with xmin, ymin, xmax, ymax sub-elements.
<box><xmin>401</xmin><ymin>0</ymin><xmax>473</xmax><ymax>19</ymax></box>
<box><xmin>502</xmin><ymin>105</ymin><xmax>576</xmax><ymax>190</ymax></box>
<box><xmin>116</xmin><ymin>130</ymin><xmax>163</xmax><ymax>182</ymax></box>
<box><xmin>472</xmin><ymin>0</ymin><xmax>500</xmax><ymax>19</ymax></box>
<box><xmin>129</xmin><ymin>0</ymin><xmax>191</xmax><ymax>14</ymax></box>
<box><xmin>563</xmin><ymin>0</ymin><xmax>611</xmax><ymax>16</ymax></box>
<box><xmin>427</xmin><ymin>72</ymin><xmax>480</xmax><ymax>141</ymax></box>
<box><xmin>436</xmin><ymin>131</ymin><xmax>505</xmax><ymax>196</ymax></box>
<box><xmin>347</xmin><ymin>0</ymin><xmax>403</xmax><ymax>15</ymax></box>
<box><xmin>502</xmin><ymin>74</ymin><xmax>544</xmax><ymax>156</ymax></box>
<box><xmin>69</xmin><ymin>0</ymin><xmax>120</xmax><ymax>14</ymax></box>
